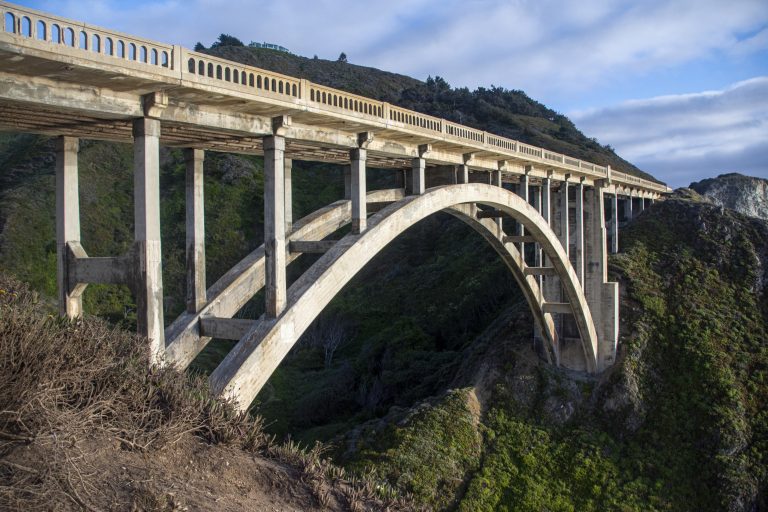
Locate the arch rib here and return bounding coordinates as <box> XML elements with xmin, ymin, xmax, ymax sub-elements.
<box><xmin>209</xmin><ymin>184</ymin><xmax>598</xmax><ymax>411</ymax></box>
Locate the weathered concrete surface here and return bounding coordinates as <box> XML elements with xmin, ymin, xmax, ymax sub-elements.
<box><xmin>55</xmin><ymin>136</ymin><xmax>84</xmax><ymax>318</ymax></box>
<box><xmin>209</xmin><ymin>184</ymin><xmax>598</xmax><ymax>411</ymax></box>
<box><xmin>164</xmin><ymin>188</ymin><xmax>405</xmax><ymax>369</ymax></box>
<box><xmin>583</xmin><ymin>185</ymin><xmax>619</xmax><ymax>370</ymax></box>
<box><xmin>133</xmin><ymin>117</ymin><xmax>165</xmax><ymax>365</ymax></box>
<box><xmin>263</xmin><ymin>135</ymin><xmax>287</xmax><ymax>318</ymax></box>
<box><xmin>185</xmin><ymin>148</ymin><xmax>206</xmax><ymax>313</ymax></box>
<box><xmin>350</xmin><ymin>149</ymin><xmax>366</xmax><ymax>233</ymax></box>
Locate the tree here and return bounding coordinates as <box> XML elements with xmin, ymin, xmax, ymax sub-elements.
<box><xmin>337</xmin><ymin>52</ymin><xmax>347</xmax><ymax>63</ymax></box>
<box><xmin>194</xmin><ymin>42</ymin><xmax>206</xmax><ymax>51</ymax></box>
<box><xmin>304</xmin><ymin>315</ymin><xmax>351</xmax><ymax>368</ymax></box>
<box><xmin>210</xmin><ymin>34</ymin><xmax>244</xmax><ymax>49</ymax></box>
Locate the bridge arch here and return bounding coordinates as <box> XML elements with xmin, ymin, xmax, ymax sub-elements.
<box><xmin>208</xmin><ymin>183</ymin><xmax>598</xmax><ymax>411</ymax></box>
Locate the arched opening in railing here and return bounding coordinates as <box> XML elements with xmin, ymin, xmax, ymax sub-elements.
<box><xmin>271</xmin><ymin>78</ymin><xmax>277</xmax><ymax>92</ymax></box>
<box><xmin>105</xmin><ymin>37</ymin><xmax>113</xmax><ymax>55</ymax></box>
<box><xmin>128</xmin><ymin>42</ymin><xmax>136</xmax><ymax>60</ymax></box>
<box><xmin>257</xmin><ymin>75</ymin><xmax>262</xmax><ymax>89</ymax></box>
<box><xmin>161</xmin><ymin>51</ymin><xmax>169</xmax><ymax>67</ymax></box>
<box><xmin>139</xmin><ymin>46</ymin><xmax>147</xmax><ymax>63</ymax></box>
<box><xmin>216</xmin><ymin>65</ymin><xmax>222</xmax><ymax>79</ymax></box>
<box><xmin>116</xmin><ymin>40</ymin><xmax>124</xmax><ymax>57</ymax></box>
<box><xmin>36</xmin><ymin>20</ymin><xmax>45</xmax><ymax>40</ymax></box>
<box><xmin>4</xmin><ymin>12</ymin><xmax>15</xmax><ymax>34</ymax></box>
<box><xmin>21</xmin><ymin>16</ymin><xmax>31</xmax><ymax>37</ymax></box>
<box><xmin>207</xmin><ymin>62</ymin><xmax>213</xmax><ymax>77</ymax></box>
<box><xmin>197</xmin><ymin>60</ymin><xmax>204</xmax><ymax>75</ymax></box>
<box><xmin>64</xmin><ymin>27</ymin><xmax>75</xmax><ymax>46</ymax></box>
<box><xmin>79</xmin><ymin>30</ymin><xmax>87</xmax><ymax>49</ymax></box>
<box><xmin>233</xmin><ymin>70</ymin><xmax>239</xmax><ymax>83</ymax></box>
<box><xmin>292</xmin><ymin>84</ymin><xmax>297</xmax><ymax>96</ymax></box>
<box><xmin>242</xmin><ymin>71</ymin><xmax>247</xmax><ymax>85</ymax></box>
<box><xmin>188</xmin><ymin>58</ymin><xmax>195</xmax><ymax>73</ymax></box>
<box><xmin>249</xmin><ymin>74</ymin><xmax>254</xmax><ymax>87</ymax></box>
<box><xmin>92</xmin><ymin>34</ymin><xmax>101</xmax><ymax>53</ymax></box>
<box><xmin>278</xmin><ymin>81</ymin><xmax>283</xmax><ymax>94</ymax></box>
<box><xmin>151</xmin><ymin>48</ymin><xmax>158</xmax><ymax>65</ymax></box>
<box><xmin>225</xmin><ymin>67</ymin><xmax>230</xmax><ymax>81</ymax></box>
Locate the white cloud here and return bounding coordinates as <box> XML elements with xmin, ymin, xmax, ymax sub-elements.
<box><xmin>570</xmin><ymin>77</ymin><xmax>768</xmax><ymax>187</ymax></box>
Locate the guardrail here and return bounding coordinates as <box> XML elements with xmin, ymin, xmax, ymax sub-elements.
<box><xmin>1</xmin><ymin>2</ymin><xmax>174</xmax><ymax>70</ymax></box>
<box><xmin>0</xmin><ymin>1</ymin><xmax>670</xmax><ymax>194</ymax></box>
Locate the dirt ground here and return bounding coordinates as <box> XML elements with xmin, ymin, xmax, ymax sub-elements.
<box><xmin>4</xmin><ymin>433</ymin><xmax>350</xmax><ymax>511</ymax></box>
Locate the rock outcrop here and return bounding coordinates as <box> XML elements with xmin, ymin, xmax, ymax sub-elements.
<box><xmin>690</xmin><ymin>172</ymin><xmax>768</xmax><ymax>220</ymax></box>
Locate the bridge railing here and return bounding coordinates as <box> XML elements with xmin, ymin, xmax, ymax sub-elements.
<box><xmin>389</xmin><ymin>104</ymin><xmax>443</xmax><ymax>133</ymax></box>
<box><xmin>0</xmin><ymin>1</ymin><xmax>670</xmax><ymax>194</ymax></box>
<box><xmin>181</xmin><ymin>49</ymin><xmax>301</xmax><ymax>100</ymax></box>
<box><xmin>1</xmin><ymin>2</ymin><xmax>176</xmax><ymax>75</ymax></box>
<box><xmin>309</xmin><ymin>82</ymin><xmax>384</xmax><ymax>118</ymax></box>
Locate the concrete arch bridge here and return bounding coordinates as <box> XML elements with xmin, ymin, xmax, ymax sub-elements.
<box><xmin>0</xmin><ymin>1</ymin><xmax>669</xmax><ymax>410</ymax></box>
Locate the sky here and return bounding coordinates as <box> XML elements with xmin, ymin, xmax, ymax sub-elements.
<box><xmin>13</xmin><ymin>0</ymin><xmax>768</xmax><ymax>187</ymax></box>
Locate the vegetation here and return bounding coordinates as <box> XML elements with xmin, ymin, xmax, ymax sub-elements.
<box><xmin>0</xmin><ymin>273</ymin><xmax>420</xmax><ymax>511</ymax></box>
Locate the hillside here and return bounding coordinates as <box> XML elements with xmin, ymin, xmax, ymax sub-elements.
<box><xmin>690</xmin><ymin>172</ymin><xmax>768</xmax><ymax>220</ymax></box>
<box><xmin>0</xmin><ymin>274</ymin><xmax>418</xmax><ymax>511</ymax></box>
<box><xmin>202</xmin><ymin>41</ymin><xmax>658</xmax><ymax>182</ymax></box>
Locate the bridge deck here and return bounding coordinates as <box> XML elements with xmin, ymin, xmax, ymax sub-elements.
<box><xmin>0</xmin><ymin>1</ymin><xmax>668</xmax><ymax>194</ymax></box>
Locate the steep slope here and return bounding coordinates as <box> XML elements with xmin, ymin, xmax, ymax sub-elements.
<box><xmin>0</xmin><ymin>274</ymin><xmax>418</xmax><ymax>511</ymax></box>
<box><xmin>331</xmin><ymin>194</ymin><xmax>768</xmax><ymax>511</ymax></box>
<box><xmin>204</xmin><ymin>42</ymin><xmax>657</xmax><ymax>182</ymax></box>
<box><xmin>690</xmin><ymin>172</ymin><xmax>768</xmax><ymax>220</ymax></box>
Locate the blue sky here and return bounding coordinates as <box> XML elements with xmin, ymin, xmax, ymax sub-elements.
<box><xmin>13</xmin><ymin>0</ymin><xmax>768</xmax><ymax>187</ymax></box>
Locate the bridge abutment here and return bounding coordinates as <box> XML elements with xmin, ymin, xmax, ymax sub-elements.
<box><xmin>583</xmin><ymin>184</ymin><xmax>619</xmax><ymax>370</ymax></box>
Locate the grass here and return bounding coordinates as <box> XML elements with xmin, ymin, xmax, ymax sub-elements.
<box><xmin>0</xmin><ymin>273</ymin><xmax>421</xmax><ymax>511</ymax></box>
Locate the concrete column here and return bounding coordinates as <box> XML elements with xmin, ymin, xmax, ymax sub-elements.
<box><xmin>584</xmin><ymin>182</ymin><xmax>618</xmax><ymax>370</ymax></box>
<box><xmin>639</xmin><ymin>197</ymin><xmax>646</xmax><ymax>212</ymax></box>
<box><xmin>133</xmin><ymin>118</ymin><xmax>165</xmax><ymax>363</ymax></box>
<box><xmin>610</xmin><ymin>193</ymin><xmax>619</xmax><ymax>253</ymax></box>
<box><xmin>184</xmin><ymin>148</ymin><xmax>206</xmax><ymax>314</ymax></box>
<box><xmin>491</xmin><ymin>169</ymin><xmax>503</xmax><ymax>232</ymax></box>
<box><xmin>574</xmin><ymin>179</ymin><xmax>585</xmax><ymax>287</ymax></box>
<box><xmin>285</xmin><ymin>158</ymin><xmax>293</xmax><ymax>233</ymax></box>
<box><xmin>350</xmin><ymin>148</ymin><xmax>367</xmax><ymax>234</ymax></box>
<box><xmin>541</xmin><ymin>177</ymin><xmax>551</xmax><ymax>225</ymax></box>
<box><xmin>56</xmin><ymin>136</ymin><xmax>83</xmax><ymax>319</ymax></box>
<box><xmin>559</xmin><ymin>179</ymin><xmax>569</xmax><ymax>256</ymax></box>
<box><xmin>264</xmin><ymin>135</ymin><xmax>287</xmax><ymax>318</ymax></box>
<box><xmin>456</xmin><ymin>164</ymin><xmax>469</xmax><ymax>184</ymax></box>
<box><xmin>517</xmin><ymin>171</ymin><xmax>530</xmax><ymax>258</ymax></box>
<box><xmin>412</xmin><ymin>157</ymin><xmax>425</xmax><ymax>195</ymax></box>
<box><xmin>533</xmin><ymin>185</ymin><xmax>543</xmax><ymax>267</ymax></box>
<box><xmin>626</xmin><ymin>192</ymin><xmax>633</xmax><ymax>220</ymax></box>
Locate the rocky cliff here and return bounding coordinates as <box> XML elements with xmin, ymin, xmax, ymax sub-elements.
<box><xmin>690</xmin><ymin>172</ymin><xmax>768</xmax><ymax>220</ymax></box>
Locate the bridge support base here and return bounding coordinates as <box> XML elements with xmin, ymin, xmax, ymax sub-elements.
<box><xmin>584</xmin><ymin>184</ymin><xmax>619</xmax><ymax>370</ymax></box>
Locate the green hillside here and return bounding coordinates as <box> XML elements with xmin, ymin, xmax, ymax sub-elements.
<box><xmin>203</xmin><ymin>40</ymin><xmax>657</xmax><ymax>182</ymax></box>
